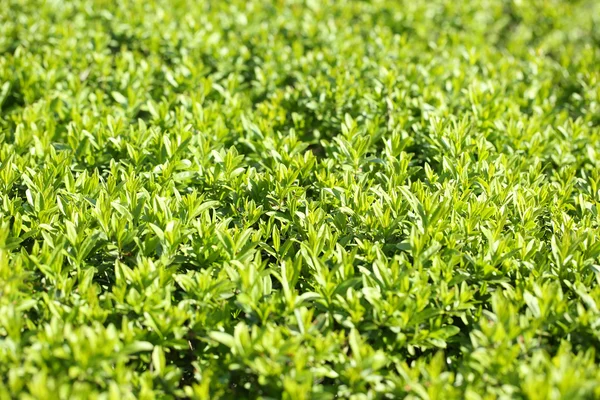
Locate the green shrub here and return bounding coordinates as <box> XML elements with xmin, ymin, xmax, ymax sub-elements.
<box><xmin>1</xmin><ymin>0</ymin><xmax>600</xmax><ymax>398</ymax></box>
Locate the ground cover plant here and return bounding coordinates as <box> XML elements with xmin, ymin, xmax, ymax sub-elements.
<box><xmin>1</xmin><ymin>0</ymin><xmax>600</xmax><ymax>398</ymax></box>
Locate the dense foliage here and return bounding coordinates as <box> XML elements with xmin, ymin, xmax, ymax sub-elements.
<box><xmin>1</xmin><ymin>0</ymin><xmax>600</xmax><ymax>398</ymax></box>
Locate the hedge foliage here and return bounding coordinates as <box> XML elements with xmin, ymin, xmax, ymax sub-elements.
<box><xmin>1</xmin><ymin>0</ymin><xmax>600</xmax><ymax>398</ymax></box>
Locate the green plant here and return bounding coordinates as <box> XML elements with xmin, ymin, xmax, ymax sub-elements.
<box><xmin>1</xmin><ymin>0</ymin><xmax>600</xmax><ymax>398</ymax></box>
